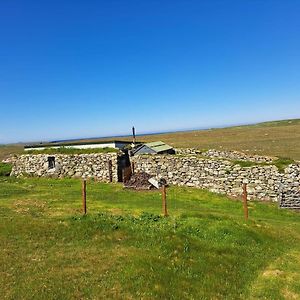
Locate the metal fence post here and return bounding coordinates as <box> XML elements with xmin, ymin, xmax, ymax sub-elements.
<box><xmin>162</xmin><ymin>184</ymin><xmax>168</xmax><ymax>217</ymax></box>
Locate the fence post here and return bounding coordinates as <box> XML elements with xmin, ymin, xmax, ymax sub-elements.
<box><xmin>108</xmin><ymin>160</ymin><xmax>113</xmax><ymax>182</ymax></box>
<box><xmin>161</xmin><ymin>184</ymin><xmax>168</xmax><ymax>217</ymax></box>
<box><xmin>242</xmin><ymin>183</ymin><xmax>248</xmax><ymax>220</ymax></box>
<box><xmin>82</xmin><ymin>179</ymin><xmax>87</xmax><ymax>215</ymax></box>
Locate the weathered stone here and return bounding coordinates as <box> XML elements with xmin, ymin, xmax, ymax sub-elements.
<box><xmin>131</xmin><ymin>154</ymin><xmax>300</xmax><ymax>206</ymax></box>
<box><xmin>10</xmin><ymin>150</ymin><xmax>300</xmax><ymax>208</ymax></box>
<box><xmin>11</xmin><ymin>153</ymin><xmax>119</xmax><ymax>182</ymax></box>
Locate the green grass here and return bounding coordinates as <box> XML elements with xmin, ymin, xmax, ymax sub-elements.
<box><xmin>0</xmin><ymin>163</ymin><xmax>12</xmax><ymax>176</ymax></box>
<box><xmin>24</xmin><ymin>147</ymin><xmax>118</xmax><ymax>155</ymax></box>
<box><xmin>0</xmin><ymin>177</ymin><xmax>299</xmax><ymax>299</ymax></box>
<box><xmin>272</xmin><ymin>157</ymin><xmax>296</xmax><ymax>173</ymax></box>
<box><xmin>232</xmin><ymin>157</ymin><xmax>296</xmax><ymax>172</ymax></box>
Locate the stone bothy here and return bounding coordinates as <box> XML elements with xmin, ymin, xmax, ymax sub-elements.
<box><xmin>10</xmin><ymin>148</ymin><xmax>300</xmax><ymax>208</ymax></box>
<box><xmin>11</xmin><ymin>153</ymin><xmax>119</xmax><ymax>182</ymax></box>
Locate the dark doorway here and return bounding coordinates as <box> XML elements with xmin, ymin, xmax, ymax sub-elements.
<box><xmin>48</xmin><ymin>156</ymin><xmax>55</xmax><ymax>169</ymax></box>
<box><xmin>117</xmin><ymin>151</ymin><xmax>131</xmax><ymax>182</ymax></box>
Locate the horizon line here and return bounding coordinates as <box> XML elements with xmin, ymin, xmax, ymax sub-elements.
<box><xmin>2</xmin><ymin>117</ymin><xmax>299</xmax><ymax>146</ymax></box>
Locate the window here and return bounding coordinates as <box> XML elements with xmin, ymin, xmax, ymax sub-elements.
<box><xmin>48</xmin><ymin>156</ymin><xmax>55</xmax><ymax>169</ymax></box>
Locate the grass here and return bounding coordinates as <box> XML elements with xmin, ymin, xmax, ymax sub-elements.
<box><xmin>0</xmin><ymin>176</ymin><xmax>299</xmax><ymax>299</ymax></box>
<box><xmin>272</xmin><ymin>157</ymin><xmax>296</xmax><ymax>173</ymax></box>
<box><xmin>1</xmin><ymin>118</ymin><xmax>300</xmax><ymax>160</ymax></box>
<box><xmin>232</xmin><ymin>157</ymin><xmax>296</xmax><ymax>172</ymax></box>
<box><xmin>0</xmin><ymin>163</ymin><xmax>12</xmax><ymax>176</ymax></box>
<box><xmin>121</xmin><ymin>118</ymin><xmax>300</xmax><ymax>161</ymax></box>
<box><xmin>24</xmin><ymin>147</ymin><xmax>118</xmax><ymax>155</ymax></box>
<box><xmin>0</xmin><ymin>144</ymin><xmax>23</xmax><ymax>161</ymax></box>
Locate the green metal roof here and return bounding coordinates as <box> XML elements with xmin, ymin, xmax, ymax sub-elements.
<box><xmin>144</xmin><ymin>141</ymin><xmax>173</xmax><ymax>153</ymax></box>
<box><xmin>145</xmin><ymin>141</ymin><xmax>165</xmax><ymax>147</ymax></box>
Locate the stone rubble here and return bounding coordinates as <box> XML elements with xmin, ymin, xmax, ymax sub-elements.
<box><xmin>124</xmin><ymin>172</ymin><xmax>154</xmax><ymax>190</ymax></box>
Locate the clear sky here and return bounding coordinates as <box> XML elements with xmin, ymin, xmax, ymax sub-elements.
<box><xmin>1</xmin><ymin>0</ymin><xmax>300</xmax><ymax>143</ymax></box>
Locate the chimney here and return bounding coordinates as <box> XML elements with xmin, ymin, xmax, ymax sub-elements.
<box><xmin>132</xmin><ymin>126</ymin><xmax>136</xmax><ymax>145</ymax></box>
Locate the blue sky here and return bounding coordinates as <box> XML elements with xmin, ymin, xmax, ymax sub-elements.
<box><xmin>1</xmin><ymin>0</ymin><xmax>300</xmax><ymax>143</ymax></box>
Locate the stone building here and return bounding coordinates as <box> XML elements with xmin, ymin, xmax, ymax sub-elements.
<box><xmin>10</xmin><ymin>148</ymin><xmax>300</xmax><ymax>208</ymax></box>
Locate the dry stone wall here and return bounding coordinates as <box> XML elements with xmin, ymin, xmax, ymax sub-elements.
<box><xmin>280</xmin><ymin>164</ymin><xmax>300</xmax><ymax>208</ymax></box>
<box><xmin>201</xmin><ymin>149</ymin><xmax>275</xmax><ymax>163</ymax></box>
<box><xmin>10</xmin><ymin>151</ymin><xmax>300</xmax><ymax>208</ymax></box>
<box><xmin>175</xmin><ymin>148</ymin><xmax>275</xmax><ymax>163</ymax></box>
<box><xmin>11</xmin><ymin>153</ymin><xmax>119</xmax><ymax>182</ymax></box>
<box><xmin>175</xmin><ymin>148</ymin><xmax>202</xmax><ymax>155</ymax></box>
<box><xmin>132</xmin><ymin>154</ymin><xmax>300</xmax><ymax>204</ymax></box>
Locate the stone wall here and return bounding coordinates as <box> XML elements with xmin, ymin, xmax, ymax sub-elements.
<box><xmin>11</xmin><ymin>153</ymin><xmax>119</xmax><ymax>182</ymax></box>
<box><xmin>10</xmin><ymin>151</ymin><xmax>300</xmax><ymax>208</ymax></box>
<box><xmin>201</xmin><ymin>149</ymin><xmax>275</xmax><ymax>163</ymax></box>
<box><xmin>175</xmin><ymin>148</ymin><xmax>275</xmax><ymax>163</ymax></box>
<box><xmin>280</xmin><ymin>164</ymin><xmax>300</xmax><ymax>208</ymax></box>
<box><xmin>132</xmin><ymin>154</ymin><xmax>300</xmax><ymax>204</ymax></box>
<box><xmin>175</xmin><ymin>148</ymin><xmax>202</xmax><ymax>155</ymax></box>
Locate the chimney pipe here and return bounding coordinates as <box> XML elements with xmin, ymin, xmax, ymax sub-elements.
<box><xmin>132</xmin><ymin>126</ymin><xmax>136</xmax><ymax>145</ymax></box>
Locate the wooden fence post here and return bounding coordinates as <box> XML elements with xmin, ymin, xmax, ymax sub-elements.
<box><xmin>82</xmin><ymin>179</ymin><xmax>87</xmax><ymax>215</ymax></box>
<box><xmin>242</xmin><ymin>183</ymin><xmax>248</xmax><ymax>220</ymax></box>
<box><xmin>161</xmin><ymin>184</ymin><xmax>168</xmax><ymax>217</ymax></box>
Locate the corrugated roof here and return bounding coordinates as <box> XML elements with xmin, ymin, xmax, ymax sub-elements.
<box><xmin>144</xmin><ymin>141</ymin><xmax>173</xmax><ymax>153</ymax></box>
<box><xmin>152</xmin><ymin>144</ymin><xmax>173</xmax><ymax>152</ymax></box>
<box><xmin>145</xmin><ymin>141</ymin><xmax>165</xmax><ymax>147</ymax></box>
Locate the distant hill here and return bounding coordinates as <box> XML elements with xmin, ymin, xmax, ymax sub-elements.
<box><xmin>1</xmin><ymin>118</ymin><xmax>300</xmax><ymax>161</ymax></box>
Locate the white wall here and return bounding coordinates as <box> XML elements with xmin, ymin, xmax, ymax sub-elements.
<box><xmin>24</xmin><ymin>142</ymin><xmax>116</xmax><ymax>151</ymax></box>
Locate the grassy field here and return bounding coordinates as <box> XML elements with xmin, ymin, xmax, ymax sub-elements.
<box><xmin>129</xmin><ymin>119</ymin><xmax>300</xmax><ymax>160</ymax></box>
<box><xmin>1</xmin><ymin>119</ymin><xmax>300</xmax><ymax>161</ymax></box>
<box><xmin>1</xmin><ymin>176</ymin><xmax>299</xmax><ymax>299</ymax></box>
<box><xmin>0</xmin><ymin>145</ymin><xmax>23</xmax><ymax>161</ymax></box>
